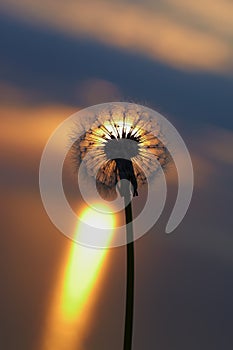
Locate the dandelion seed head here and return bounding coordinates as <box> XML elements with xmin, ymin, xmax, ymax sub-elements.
<box><xmin>71</xmin><ymin>103</ymin><xmax>170</xmax><ymax>199</ymax></box>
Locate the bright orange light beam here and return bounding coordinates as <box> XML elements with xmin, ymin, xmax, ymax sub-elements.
<box><xmin>41</xmin><ymin>203</ymin><xmax>115</xmax><ymax>350</ymax></box>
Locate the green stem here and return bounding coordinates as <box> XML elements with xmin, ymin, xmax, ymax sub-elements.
<box><xmin>123</xmin><ymin>192</ymin><xmax>134</xmax><ymax>350</ymax></box>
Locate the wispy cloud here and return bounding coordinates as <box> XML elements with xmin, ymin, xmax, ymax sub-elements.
<box><xmin>1</xmin><ymin>0</ymin><xmax>232</xmax><ymax>73</ymax></box>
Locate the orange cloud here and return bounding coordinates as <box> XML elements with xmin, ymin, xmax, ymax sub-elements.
<box><xmin>1</xmin><ymin>104</ymin><xmax>76</xmax><ymax>151</ymax></box>
<box><xmin>163</xmin><ymin>0</ymin><xmax>233</xmax><ymax>37</ymax></box>
<box><xmin>0</xmin><ymin>0</ymin><xmax>232</xmax><ymax>73</ymax></box>
<box><xmin>0</xmin><ymin>78</ymin><xmax>122</xmax><ymax>166</ymax></box>
<box><xmin>0</xmin><ymin>102</ymin><xmax>76</xmax><ymax>193</ymax></box>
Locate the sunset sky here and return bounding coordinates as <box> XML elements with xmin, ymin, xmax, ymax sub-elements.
<box><xmin>1</xmin><ymin>1</ymin><xmax>233</xmax><ymax>349</ymax></box>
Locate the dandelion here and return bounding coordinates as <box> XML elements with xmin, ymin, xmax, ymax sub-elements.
<box><xmin>71</xmin><ymin>103</ymin><xmax>170</xmax><ymax>350</ymax></box>
<box><xmin>72</xmin><ymin>105</ymin><xmax>169</xmax><ymax>199</ymax></box>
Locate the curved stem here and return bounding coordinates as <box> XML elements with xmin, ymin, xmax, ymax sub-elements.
<box><xmin>123</xmin><ymin>193</ymin><xmax>134</xmax><ymax>350</ymax></box>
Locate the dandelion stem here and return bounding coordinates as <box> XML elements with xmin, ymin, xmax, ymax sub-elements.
<box><xmin>123</xmin><ymin>191</ymin><xmax>134</xmax><ymax>350</ymax></box>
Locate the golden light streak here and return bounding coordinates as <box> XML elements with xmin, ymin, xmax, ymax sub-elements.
<box><xmin>41</xmin><ymin>204</ymin><xmax>115</xmax><ymax>350</ymax></box>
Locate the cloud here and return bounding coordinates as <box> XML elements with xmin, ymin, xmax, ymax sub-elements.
<box><xmin>0</xmin><ymin>78</ymin><xmax>122</xmax><ymax>158</ymax></box>
<box><xmin>0</xmin><ymin>0</ymin><xmax>232</xmax><ymax>73</ymax></box>
<box><xmin>1</xmin><ymin>104</ymin><xmax>76</xmax><ymax>150</ymax></box>
<box><xmin>162</xmin><ymin>0</ymin><xmax>233</xmax><ymax>37</ymax></box>
<box><xmin>0</xmin><ymin>101</ymin><xmax>76</xmax><ymax>192</ymax></box>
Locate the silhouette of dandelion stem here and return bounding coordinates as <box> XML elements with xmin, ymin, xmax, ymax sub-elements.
<box><xmin>123</xmin><ymin>188</ymin><xmax>134</xmax><ymax>350</ymax></box>
<box><xmin>71</xmin><ymin>104</ymin><xmax>170</xmax><ymax>350</ymax></box>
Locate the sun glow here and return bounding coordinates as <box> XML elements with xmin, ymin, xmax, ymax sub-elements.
<box><xmin>102</xmin><ymin>119</ymin><xmax>136</xmax><ymax>139</ymax></box>
<box><xmin>41</xmin><ymin>204</ymin><xmax>115</xmax><ymax>350</ymax></box>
